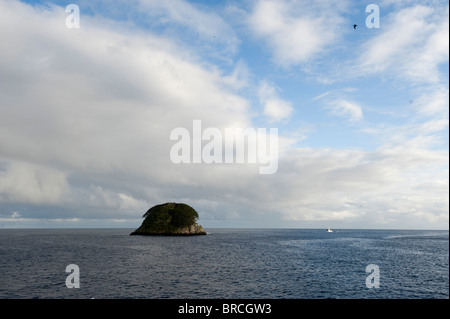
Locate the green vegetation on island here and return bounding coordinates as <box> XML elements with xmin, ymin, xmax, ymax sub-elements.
<box><xmin>130</xmin><ymin>202</ymin><xmax>206</xmax><ymax>236</ymax></box>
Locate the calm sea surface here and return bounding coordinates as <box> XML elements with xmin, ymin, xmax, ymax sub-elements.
<box><xmin>0</xmin><ymin>228</ymin><xmax>448</xmax><ymax>299</ymax></box>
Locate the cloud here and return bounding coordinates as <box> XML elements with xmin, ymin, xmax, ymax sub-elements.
<box><xmin>0</xmin><ymin>0</ymin><xmax>250</xmax><ymax>215</ymax></box>
<box><xmin>0</xmin><ymin>162</ymin><xmax>69</xmax><ymax>205</ymax></box>
<box><xmin>0</xmin><ymin>1</ymin><xmax>250</xmax><ymax>160</ymax></box>
<box><xmin>269</xmin><ymin>144</ymin><xmax>448</xmax><ymax>228</ymax></box>
<box><xmin>312</xmin><ymin>90</ymin><xmax>363</xmax><ymax>123</ymax></box>
<box><xmin>327</xmin><ymin>99</ymin><xmax>363</xmax><ymax>122</ymax></box>
<box><xmin>312</xmin><ymin>91</ymin><xmax>331</xmax><ymax>101</ymax></box>
<box><xmin>11</xmin><ymin>211</ymin><xmax>21</xmax><ymax>219</ymax></box>
<box><xmin>138</xmin><ymin>0</ymin><xmax>240</xmax><ymax>57</ymax></box>
<box><xmin>248</xmin><ymin>0</ymin><xmax>347</xmax><ymax>67</ymax></box>
<box><xmin>258</xmin><ymin>81</ymin><xmax>293</xmax><ymax>122</ymax></box>
<box><xmin>414</xmin><ymin>85</ymin><xmax>450</xmax><ymax>116</ymax></box>
<box><xmin>0</xmin><ymin>1</ymin><xmax>447</xmax><ymax>230</ymax></box>
<box><xmin>358</xmin><ymin>3</ymin><xmax>449</xmax><ymax>83</ymax></box>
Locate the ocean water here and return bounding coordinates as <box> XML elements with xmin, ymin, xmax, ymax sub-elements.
<box><xmin>0</xmin><ymin>228</ymin><xmax>448</xmax><ymax>299</ymax></box>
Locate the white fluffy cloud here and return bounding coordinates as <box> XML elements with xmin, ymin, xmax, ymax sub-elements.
<box><xmin>272</xmin><ymin>145</ymin><xmax>448</xmax><ymax>227</ymax></box>
<box><xmin>0</xmin><ymin>0</ymin><xmax>250</xmax><ymax>214</ymax></box>
<box><xmin>258</xmin><ymin>82</ymin><xmax>293</xmax><ymax>122</ymax></box>
<box><xmin>0</xmin><ymin>162</ymin><xmax>69</xmax><ymax>205</ymax></box>
<box><xmin>248</xmin><ymin>0</ymin><xmax>347</xmax><ymax>66</ymax></box>
<box><xmin>358</xmin><ymin>4</ymin><xmax>449</xmax><ymax>83</ymax></box>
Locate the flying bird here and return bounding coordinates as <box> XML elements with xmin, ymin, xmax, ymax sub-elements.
<box><xmin>353</xmin><ymin>24</ymin><xmax>358</xmax><ymax>29</ymax></box>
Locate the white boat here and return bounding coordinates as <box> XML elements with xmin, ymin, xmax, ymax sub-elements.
<box><xmin>326</xmin><ymin>227</ymin><xmax>333</xmax><ymax>232</ymax></box>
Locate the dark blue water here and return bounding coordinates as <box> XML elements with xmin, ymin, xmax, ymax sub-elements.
<box><xmin>0</xmin><ymin>228</ymin><xmax>448</xmax><ymax>299</ymax></box>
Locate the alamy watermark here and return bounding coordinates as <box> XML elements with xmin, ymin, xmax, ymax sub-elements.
<box><xmin>65</xmin><ymin>264</ymin><xmax>80</xmax><ymax>288</ymax></box>
<box><xmin>170</xmin><ymin>120</ymin><xmax>279</xmax><ymax>174</ymax></box>
<box><xmin>63</xmin><ymin>3</ymin><xmax>379</xmax><ymax>30</ymax></box>
<box><xmin>365</xmin><ymin>4</ymin><xmax>380</xmax><ymax>29</ymax></box>
<box><xmin>63</xmin><ymin>262</ymin><xmax>381</xmax><ymax>292</ymax></box>
<box><xmin>365</xmin><ymin>264</ymin><xmax>380</xmax><ymax>288</ymax></box>
<box><xmin>65</xmin><ymin>4</ymin><xmax>80</xmax><ymax>29</ymax></box>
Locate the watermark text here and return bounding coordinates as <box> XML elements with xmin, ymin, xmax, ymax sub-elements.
<box><xmin>65</xmin><ymin>263</ymin><xmax>80</xmax><ymax>288</ymax></box>
<box><xmin>365</xmin><ymin>264</ymin><xmax>380</xmax><ymax>288</ymax></box>
<box><xmin>65</xmin><ymin>4</ymin><xmax>80</xmax><ymax>29</ymax></box>
<box><xmin>170</xmin><ymin>120</ymin><xmax>278</xmax><ymax>174</ymax></box>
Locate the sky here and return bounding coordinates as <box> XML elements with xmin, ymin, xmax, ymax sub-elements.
<box><xmin>0</xmin><ymin>0</ymin><xmax>448</xmax><ymax>229</ymax></box>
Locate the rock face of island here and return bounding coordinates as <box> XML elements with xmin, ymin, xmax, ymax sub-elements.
<box><xmin>130</xmin><ymin>202</ymin><xmax>207</xmax><ymax>236</ymax></box>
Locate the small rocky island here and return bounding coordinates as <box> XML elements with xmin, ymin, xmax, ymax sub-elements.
<box><xmin>130</xmin><ymin>202</ymin><xmax>206</xmax><ymax>236</ymax></box>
